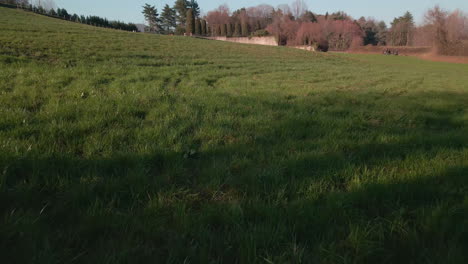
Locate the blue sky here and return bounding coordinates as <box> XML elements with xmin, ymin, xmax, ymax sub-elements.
<box><xmin>54</xmin><ymin>0</ymin><xmax>468</xmax><ymax>25</ymax></box>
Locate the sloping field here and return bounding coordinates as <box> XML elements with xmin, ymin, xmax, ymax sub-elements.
<box><xmin>1</xmin><ymin>8</ymin><xmax>468</xmax><ymax>263</ymax></box>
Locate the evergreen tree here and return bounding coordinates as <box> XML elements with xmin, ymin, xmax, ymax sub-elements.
<box><xmin>214</xmin><ymin>24</ymin><xmax>221</xmax><ymax>36</ymax></box>
<box><xmin>161</xmin><ymin>4</ymin><xmax>176</xmax><ymax>33</ymax></box>
<box><xmin>49</xmin><ymin>8</ymin><xmax>57</xmax><ymax>16</ymax></box>
<box><xmin>234</xmin><ymin>23</ymin><xmax>241</xmax><ymax>37</ymax></box>
<box><xmin>57</xmin><ymin>8</ymin><xmax>70</xmax><ymax>20</ymax></box>
<box><xmin>187</xmin><ymin>0</ymin><xmax>200</xmax><ymax>18</ymax></box>
<box><xmin>194</xmin><ymin>18</ymin><xmax>201</xmax><ymax>35</ymax></box>
<box><xmin>175</xmin><ymin>25</ymin><xmax>186</xmax><ymax>35</ymax></box>
<box><xmin>389</xmin><ymin>11</ymin><xmax>415</xmax><ymax>46</ymax></box>
<box><xmin>71</xmin><ymin>14</ymin><xmax>79</xmax><ymax>22</ymax></box>
<box><xmin>174</xmin><ymin>0</ymin><xmax>188</xmax><ymax>25</ymax></box>
<box><xmin>201</xmin><ymin>19</ymin><xmax>207</xmax><ymax>36</ymax></box>
<box><xmin>220</xmin><ymin>24</ymin><xmax>227</xmax><ymax>36</ymax></box>
<box><xmin>226</xmin><ymin>23</ymin><xmax>232</xmax><ymax>37</ymax></box>
<box><xmin>241</xmin><ymin>20</ymin><xmax>249</xmax><ymax>37</ymax></box>
<box><xmin>376</xmin><ymin>21</ymin><xmax>388</xmax><ymax>45</ymax></box>
<box><xmin>402</xmin><ymin>11</ymin><xmax>414</xmax><ymax>24</ymax></box>
<box><xmin>142</xmin><ymin>3</ymin><xmax>160</xmax><ymax>33</ymax></box>
<box><xmin>185</xmin><ymin>8</ymin><xmax>194</xmax><ymax>35</ymax></box>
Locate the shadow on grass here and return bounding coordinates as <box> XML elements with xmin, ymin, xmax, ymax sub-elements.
<box><xmin>1</xmin><ymin>90</ymin><xmax>467</xmax><ymax>263</ymax></box>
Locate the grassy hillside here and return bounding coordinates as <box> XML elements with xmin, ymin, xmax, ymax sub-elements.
<box><xmin>1</xmin><ymin>7</ymin><xmax>468</xmax><ymax>263</ymax></box>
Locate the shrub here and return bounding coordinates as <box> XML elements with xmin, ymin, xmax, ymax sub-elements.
<box><xmin>175</xmin><ymin>25</ymin><xmax>185</xmax><ymax>35</ymax></box>
<box><xmin>250</xmin><ymin>29</ymin><xmax>270</xmax><ymax>37</ymax></box>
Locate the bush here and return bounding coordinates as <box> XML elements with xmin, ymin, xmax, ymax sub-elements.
<box><xmin>313</xmin><ymin>41</ymin><xmax>329</xmax><ymax>52</ymax></box>
<box><xmin>250</xmin><ymin>29</ymin><xmax>270</xmax><ymax>37</ymax></box>
<box><xmin>175</xmin><ymin>25</ymin><xmax>185</xmax><ymax>35</ymax></box>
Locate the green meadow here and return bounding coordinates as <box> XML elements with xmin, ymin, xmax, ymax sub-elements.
<box><xmin>1</xmin><ymin>7</ymin><xmax>468</xmax><ymax>263</ymax></box>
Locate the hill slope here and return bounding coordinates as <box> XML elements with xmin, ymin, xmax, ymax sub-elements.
<box><xmin>1</xmin><ymin>7</ymin><xmax>468</xmax><ymax>263</ymax></box>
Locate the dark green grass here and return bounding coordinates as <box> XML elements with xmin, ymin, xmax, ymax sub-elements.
<box><xmin>1</xmin><ymin>8</ymin><xmax>468</xmax><ymax>263</ymax></box>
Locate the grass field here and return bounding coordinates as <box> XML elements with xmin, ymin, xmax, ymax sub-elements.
<box><xmin>1</xmin><ymin>7</ymin><xmax>468</xmax><ymax>263</ymax></box>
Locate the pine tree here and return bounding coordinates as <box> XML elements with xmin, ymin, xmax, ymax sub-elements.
<box><xmin>142</xmin><ymin>3</ymin><xmax>160</xmax><ymax>33</ymax></box>
<box><xmin>185</xmin><ymin>8</ymin><xmax>194</xmax><ymax>35</ymax></box>
<box><xmin>71</xmin><ymin>14</ymin><xmax>79</xmax><ymax>22</ymax></box>
<box><xmin>187</xmin><ymin>0</ymin><xmax>200</xmax><ymax>18</ymax></box>
<box><xmin>201</xmin><ymin>20</ymin><xmax>207</xmax><ymax>36</ymax></box>
<box><xmin>194</xmin><ymin>18</ymin><xmax>201</xmax><ymax>35</ymax></box>
<box><xmin>220</xmin><ymin>24</ymin><xmax>227</xmax><ymax>36</ymax></box>
<box><xmin>49</xmin><ymin>8</ymin><xmax>57</xmax><ymax>16</ymax></box>
<box><xmin>234</xmin><ymin>23</ymin><xmax>241</xmax><ymax>37</ymax></box>
<box><xmin>174</xmin><ymin>0</ymin><xmax>188</xmax><ymax>26</ymax></box>
<box><xmin>376</xmin><ymin>21</ymin><xmax>388</xmax><ymax>45</ymax></box>
<box><xmin>226</xmin><ymin>23</ymin><xmax>232</xmax><ymax>37</ymax></box>
<box><xmin>241</xmin><ymin>20</ymin><xmax>249</xmax><ymax>37</ymax></box>
<box><xmin>161</xmin><ymin>4</ymin><xmax>176</xmax><ymax>34</ymax></box>
<box><xmin>389</xmin><ymin>11</ymin><xmax>415</xmax><ymax>46</ymax></box>
<box><xmin>214</xmin><ymin>24</ymin><xmax>221</xmax><ymax>36</ymax></box>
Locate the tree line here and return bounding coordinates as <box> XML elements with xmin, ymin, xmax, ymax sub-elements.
<box><xmin>140</xmin><ymin>0</ymin><xmax>409</xmax><ymax>51</ymax></box>
<box><xmin>141</xmin><ymin>0</ymin><xmax>208</xmax><ymax>35</ymax></box>
<box><xmin>202</xmin><ymin>2</ymin><xmax>386</xmax><ymax>51</ymax></box>
<box><xmin>4</xmin><ymin>0</ymin><xmax>467</xmax><ymax>54</ymax></box>
<box><xmin>142</xmin><ymin>0</ymin><xmax>467</xmax><ymax>54</ymax></box>
<box><xmin>1</xmin><ymin>0</ymin><xmax>138</xmax><ymax>32</ymax></box>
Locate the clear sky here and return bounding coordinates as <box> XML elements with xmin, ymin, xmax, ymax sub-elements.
<box><xmin>54</xmin><ymin>0</ymin><xmax>468</xmax><ymax>25</ymax></box>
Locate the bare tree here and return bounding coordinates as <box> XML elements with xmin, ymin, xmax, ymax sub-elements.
<box><xmin>246</xmin><ymin>4</ymin><xmax>274</xmax><ymax>19</ymax></box>
<box><xmin>246</xmin><ymin>4</ymin><xmax>274</xmax><ymax>31</ymax></box>
<box><xmin>290</xmin><ymin>0</ymin><xmax>308</xmax><ymax>19</ymax></box>
<box><xmin>206</xmin><ymin>4</ymin><xmax>230</xmax><ymax>26</ymax></box>
<box><xmin>425</xmin><ymin>5</ymin><xmax>449</xmax><ymax>53</ymax></box>
<box><xmin>446</xmin><ymin>10</ymin><xmax>468</xmax><ymax>42</ymax></box>
<box><xmin>31</xmin><ymin>0</ymin><xmax>55</xmax><ymax>10</ymax></box>
<box><xmin>277</xmin><ymin>4</ymin><xmax>291</xmax><ymax>16</ymax></box>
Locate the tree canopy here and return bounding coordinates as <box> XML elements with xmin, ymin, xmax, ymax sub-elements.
<box><xmin>142</xmin><ymin>3</ymin><xmax>160</xmax><ymax>33</ymax></box>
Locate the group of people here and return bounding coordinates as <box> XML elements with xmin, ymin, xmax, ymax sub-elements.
<box><xmin>383</xmin><ymin>49</ymin><xmax>399</xmax><ymax>55</ymax></box>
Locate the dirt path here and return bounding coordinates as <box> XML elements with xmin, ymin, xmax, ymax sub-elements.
<box><xmin>345</xmin><ymin>46</ymin><xmax>468</xmax><ymax>64</ymax></box>
<box><xmin>415</xmin><ymin>53</ymin><xmax>468</xmax><ymax>64</ymax></box>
